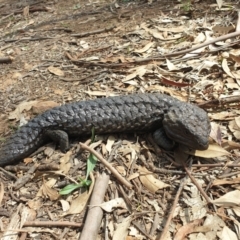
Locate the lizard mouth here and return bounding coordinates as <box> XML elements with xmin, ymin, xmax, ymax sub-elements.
<box><xmin>164</xmin><ymin>127</ymin><xmax>209</xmax><ymax>150</ymax></box>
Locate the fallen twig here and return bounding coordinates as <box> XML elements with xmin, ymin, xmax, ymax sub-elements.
<box><xmin>192</xmin><ymin>163</ymin><xmax>240</xmax><ymax>168</ymax></box>
<box><xmin>13</xmin><ymin>164</ymin><xmax>39</xmax><ymax>190</ymax></box>
<box><xmin>23</xmin><ymin>220</ymin><xmax>82</xmax><ymax>228</ymax></box>
<box><xmin>198</xmin><ymin>95</ymin><xmax>240</xmax><ymax>108</ymax></box>
<box><xmin>71</xmin><ymin>31</ymin><xmax>240</xmax><ymax>68</ymax></box>
<box><xmin>59</xmin><ymin>70</ymin><xmax>108</xmax><ymax>83</ymax></box>
<box><xmin>79</xmin><ymin>172</ymin><xmax>109</xmax><ymax>240</ymax></box>
<box><xmin>183</xmin><ymin>165</ymin><xmax>211</xmax><ymax>204</ymax></box>
<box><xmin>162</xmin><ymin>31</ymin><xmax>240</xmax><ymax>58</ymax></box>
<box><xmin>159</xmin><ymin>178</ymin><xmax>186</xmax><ymax>240</ymax></box>
<box><xmin>132</xmin><ymin>221</ymin><xmax>154</xmax><ymax>240</ymax></box>
<box><xmin>4</xmin><ymin>36</ymin><xmax>57</xmax><ymax>43</ymax></box>
<box><xmin>79</xmin><ymin>142</ymin><xmax>132</xmax><ymax>189</ymax></box>
<box><xmin>0</xmin><ymin>167</ymin><xmax>18</xmax><ymax>180</ymax></box>
<box><xmin>71</xmin><ymin>25</ymin><xmax>115</xmax><ymax>38</ymax></box>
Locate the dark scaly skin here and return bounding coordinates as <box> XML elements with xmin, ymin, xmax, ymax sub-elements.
<box><xmin>0</xmin><ymin>93</ymin><xmax>211</xmax><ymax>166</ymax></box>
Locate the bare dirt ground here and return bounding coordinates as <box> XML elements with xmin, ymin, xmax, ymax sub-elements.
<box><xmin>0</xmin><ymin>0</ymin><xmax>240</xmax><ymax>239</ymax></box>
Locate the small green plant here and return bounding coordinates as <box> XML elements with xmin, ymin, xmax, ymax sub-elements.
<box><xmin>59</xmin><ymin>128</ymin><xmax>97</xmax><ymax>195</ymax></box>
<box><xmin>181</xmin><ymin>0</ymin><xmax>192</xmax><ymax>12</ymax></box>
<box><xmin>73</xmin><ymin>4</ymin><xmax>81</xmax><ymax>10</ymax></box>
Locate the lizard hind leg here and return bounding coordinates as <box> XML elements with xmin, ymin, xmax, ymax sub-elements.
<box><xmin>44</xmin><ymin>130</ymin><xmax>69</xmax><ymax>152</ymax></box>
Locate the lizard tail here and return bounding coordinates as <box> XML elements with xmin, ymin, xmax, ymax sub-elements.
<box><xmin>0</xmin><ymin>124</ymin><xmax>44</xmax><ymax>166</ymax></box>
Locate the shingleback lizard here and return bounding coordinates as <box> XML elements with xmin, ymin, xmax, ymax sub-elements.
<box><xmin>0</xmin><ymin>93</ymin><xmax>211</xmax><ymax>166</ymax></box>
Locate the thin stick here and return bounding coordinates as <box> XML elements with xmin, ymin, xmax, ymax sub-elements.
<box><xmin>23</xmin><ymin>220</ymin><xmax>82</xmax><ymax>228</ymax></box>
<box><xmin>192</xmin><ymin>163</ymin><xmax>240</xmax><ymax>168</ymax></box>
<box><xmin>184</xmin><ymin>165</ymin><xmax>211</xmax><ymax>204</ymax></box>
<box><xmin>79</xmin><ymin>172</ymin><xmax>109</xmax><ymax>240</ymax></box>
<box><xmin>158</xmin><ymin>179</ymin><xmax>185</xmax><ymax>240</ymax></box>
<box><xmin>79</xmin><ymin>142</ymin><xmax>132</xmax><ymax>189</ymax></box>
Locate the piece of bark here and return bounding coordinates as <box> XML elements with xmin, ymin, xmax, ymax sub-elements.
<box><xmin>79</xmin><ymin>172</ymin><xmax>109</xmax><ymax>240</ymax></box>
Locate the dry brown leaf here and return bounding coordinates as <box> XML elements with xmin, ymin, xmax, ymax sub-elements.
<box><xmin>24</xmin><ymin>63</ymin><xmax>33</xmax><ymax>70</ymax></box>
<box><xmin>156</xmin><ymin>26</ymin><xmax>185</xmax><ymax>33</ymax></box>
<box><xmin>23</xmin><ymin>157</ymin><xmax>34</xmax><ymax>165</ymax></box>
<box><xmin>134</xmin><ymin>42</ymin><xmax>154</xmax><ymax>53</ymax></box>
<box><xmin>166</xmin><ymin>59</ymin><xmax>179</xmax><ymax>71</ymax></box>
<box><xmin>118</xmin><ymin>146</ymin><xmax>132</xmax><ymax>156</ymax></box>
<box><xmin>232</xmin><ymin>207</ymin><xmax>240</xmax><ymax>217</ymax></box>
<box><xmin>12</xmin><ymin>72</ymin><xmax>22</xmax><ymax>79</ymax></box>
<box><xmin>116</xmin><ymin>166</ymin><xmax>126</xmax><ymax>176</ymax></box>
<box><xmin>31</xmin><ymin>101</ymin><xmax>59</xmax><ymax>114</ymax></box>
<box><xmin>138</xmin><ymin>166</ymin><xmax>170</xmax><ymax>193</ymax></box>
<box><xmin>112</xmin><ymin>216</ymin><xmax>132</xmax><ymax>240</ymax></box>
<box><xmin>97</xmin><ymin>198</ymin><xmax>127</xmax><ymax>212</ymax></box>
<box><xmin>123</xmin><ymin>66</ymin><xmax>147</xmax><ymax>82</ymax></box>
<box><xmin>124</xmin><ymin>80</ymin><xmax>138</xmax><ymax>86</ymax></box>
<box><xmin>229</xmin><ymin>53</ymin><xmax>240</xmax><ymax>64</ymax></box>
<box><xmin>90</xmin><ymin>140</ymin><xmax>102</xmax><ymax>149</ymax></box>
<box><xmin>222</xmin><ymin>140</ymin><xmax>240</xmax><ymax>150</ymax></box>
<box><xmin>127</xmin><ymin>172</ymin><xmax>139</xmax><ymax>181</ymax></box>
<box><xmin>225</xmin><ymin>83</ymin><xmax>239</xmax><ymax>89</ymax></box>
<box><xmin>218</xmin><ymin>226</ymin><xmax>238</xmax><ymax>240</ymax></box>
<box><xmin>222</xmin><ymin>58</ymin><xmax>235</xmax><ymax>78</ymax></box>
<box><xmin>193</xmin><ymin>79</ymin><xmax>214</xmax><ymax>91</ymax></box>
<box><xmin>28</xmin><ymin>199</ymin><xmax>42</xmax><ymax>210</ymax></box>
<box><xmin>59</xmin><ymin>150</ymin><xmax>72</xmax><ymax>174</ymax></box>
<box><xmin>101</xmin><ymin>55</ymin><xmax>129</xmax><ymax>63</ymax></box>
<box><xmin>212</xmin><ymin>177</ymin><xmax>240</xmax><ymax>186</ymax></box>
<box><xmin>106</xmin><ymin>136</ymin><xmax>115</xmax><ymax>153</ymax></box>
<box><xmin>84</xmin><ymin>56</ymin><xmax>99</xmax><ymax>61</ymax></box>
<box><xmin>213</xmin><ymin>25</ymin><xmax>234</xmax><ymax>35</ymax></box>
<box><xmin>44</xmin><ymin>147</ymin><xmax>55</xmax><ymax>158</ymax></box>
<box><xmin>145</xmin><ymin>28</ymin><xmax>163</xmax><ymax>39</ymax></box>
<box><xmin>229</xmin><ymin>117</ymin><xmax>240</xmax><ymax>139</ymax></box>
<box><xmin>36</xmin><ymin>178</ymin><xmax>60</xmax><ymax>201</ymax></box>
<box><xmin>212</xmin><ymin>80</ymin><xmax>224</xmax><ymax>93</ymax></box>
<box><xmin>211</xmin><ymin>190</ymin><xmax>240</xmax><ymax>207</ymax></box>
<box><xmin>142</xmin><ymin>25</ymin><xmax>182</xmax><ymax>40</ymax></box>
<box><xmin>216</xmin><ymin>0</ymin><xmax>223</xmax><ymax>9</ymax></box>
<box><xmin>65</xmin><ymin>173</ymin><xmax>95</xmax><ymax>215</ymax></box>
<box><xmin>198</xmin><ymin>60</ymin><xmax>219</xmax><ymax>72</ymax></box>
<box><xmin>54</xmin><ymin>89</ymin><xmax>65</xmax><ymax>95</ymax></box>
<box><xmin>27</xmin><ymin>19</ymin><xmax>34</xmax><ymax>25</ymax></box>
<box><xmin>161</xmin><ymin>77</ymin><xmax>192</xmax><ymax>87</ymax></box>
<box><xmin>59</xmin><ymin>199</ymin><xmax>70</xmax><ymax>212</ymax></box>
<box><xmin>8</xmin><ymin>100</ymin><xmax>38</xmax><ymax>120</ymax></box>
<box><xmin>85</xmin><ymin>90</ymin><xmax>117</xmax><ymax>97</ymax></box>
<box><xmin>184</xmin><ymin>144</ymin><xmax>230</xmax><ymax>158</ymax></box>
<box><xmin>209</xmin><ymin>111</ymin><xmax>236</xmax><ymax>120</ymax></box>
<box><xmin>174</xmin><ymin>219</ymin><xmax>204</xmax><ymax>240</ymax></box>
<box><xmin>65</xmin><ymin>190</ymin><xmax>91</xmax><ymax>215</ymax></box>
<box><xmin>48</xmin><ymin>66</ymin><xmax>65</xmax><ymax>76</ymax></box>
<box><xmin>101</xmin><ymin>143</ymin><xmax>107</xmax><ymax>156</ymax></box>
<box><xmin>210</xmin><ymin>122</ymin><xmax>222</xmax><ymax>145</ymax></box>
<box><xmin>194</xmin><ymin>32</ymin><xmax>206</xmax><ymax>43</ymax></box>
<box><xmin>22</xmin><ymin>206</ymin><xmax>37</xmax><ymax>223</ymax></box>
<box><xmin>23</xmin><ymin>6</ymin><xmax>29</xmax><ymax>19</ymax></box>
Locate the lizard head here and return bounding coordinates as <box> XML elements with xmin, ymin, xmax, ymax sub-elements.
<box><xmin>163</xmin><ymin>103</ymin><xmax>211</xmax><ymax>150</ymax></box>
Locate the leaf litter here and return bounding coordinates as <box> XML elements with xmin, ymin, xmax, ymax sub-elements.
<box><xmin>0</xmin><ymin>0</ymin><xmax>240</xmax><ymax>239</ymax></box>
